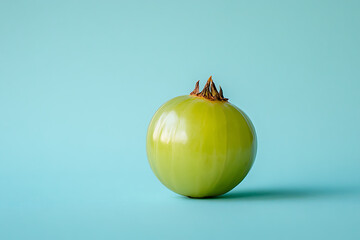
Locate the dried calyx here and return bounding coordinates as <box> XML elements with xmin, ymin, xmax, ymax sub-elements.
<box><xmin>190</xmin><ymin>76</ymin><xmax>228</xmax><ymax>101</ymax></box>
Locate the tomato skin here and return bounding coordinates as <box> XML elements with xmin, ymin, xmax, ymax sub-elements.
<box><xmin>146</xmin><ymin>95</ymin><xmax>257</xmax><ymax>198</ymax></box>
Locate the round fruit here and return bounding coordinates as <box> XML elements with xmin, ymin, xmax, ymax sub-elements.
<box><xmin>146</xmin><ymin>76</ymin><xmax>257</xmax><ymax>198</ymax></box>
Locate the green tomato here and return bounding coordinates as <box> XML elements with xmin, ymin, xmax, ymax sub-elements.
<box><xmin>146</xmin><ymin>78</ymin><xmax>257</xmax><ymax>198</ymax></box>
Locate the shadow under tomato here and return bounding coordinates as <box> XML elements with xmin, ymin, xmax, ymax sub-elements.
<box><xmin>181</xmin><ymin>186</ymin><xmax>359</xmax><ymax>201</ymax></box>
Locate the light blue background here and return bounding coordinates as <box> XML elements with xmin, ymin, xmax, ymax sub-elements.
<box><xmin>1</xmin><ymin>0</ymin><xmax>359</xmax><ymax>239</ymax></box>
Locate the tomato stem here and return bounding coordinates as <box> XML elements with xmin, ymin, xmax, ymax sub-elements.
<box><xmin>190</xmin><ymin>76</ymin><xmax>228</xmax><ymax>101</ymax></box>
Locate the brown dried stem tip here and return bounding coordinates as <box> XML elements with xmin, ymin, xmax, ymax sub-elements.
<box><xmin>190</xmin><ymin>76</ymin><xmax>228</xmax><ymax>101</ymax></box>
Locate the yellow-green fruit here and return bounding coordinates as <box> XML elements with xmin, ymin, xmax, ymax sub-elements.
<box><xmin>146</xmin><ymin>78</ymin><xmax>257</xmax><ymax>198</ymax></box>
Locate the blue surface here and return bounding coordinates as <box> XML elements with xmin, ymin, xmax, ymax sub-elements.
<box><xmin>1</xmin><ymin>0</ymin><xmax>360</xmax><ymax>239</ymax></box>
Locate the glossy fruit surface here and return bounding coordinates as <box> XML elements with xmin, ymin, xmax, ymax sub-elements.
<box><xmin>146</xmin><ymin>77</ymin><xmax>257</xmax><ymax>198</ymax></box>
